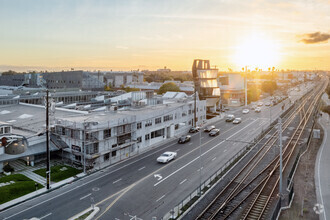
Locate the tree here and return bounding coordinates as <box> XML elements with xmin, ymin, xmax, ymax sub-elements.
<box><xmin>158</xmin><ymin>82</ymin><xmax>180</xmax><ymax>94</ymax></box>
<box><xmin>261</xmin><ymin>81</ymin><xmax>278</xmax><ymax>95</ymax></box>
<box><xmin>120</xmin><ymin>85</ymin><xmax>140</xmax><ymax>93</ymax></box>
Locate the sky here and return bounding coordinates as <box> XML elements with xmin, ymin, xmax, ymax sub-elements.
<box><xmin>0</xmin><ymin>0</ymin><xmax>329</xmax><ymax>72</ymax></box>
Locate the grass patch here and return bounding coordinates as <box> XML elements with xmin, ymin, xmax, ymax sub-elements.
<box><xmin>0</xmin><ymin>174</ymin><xmax>43</xmax><ymax>204</ymax></box>
<box><xmin>33</xmin><ymin>165</ymin><xmax>81</xmax><ymax>182</ymax></box>
<box><xmin>75</xmin><ymin>209</ymin><xmax>93</xmax><ymax>220</ymax></box>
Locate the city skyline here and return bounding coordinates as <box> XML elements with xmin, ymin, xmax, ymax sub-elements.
<box><xmin>0</xmin><ymin>0</ymin><xmax>329</xmax><ymax>72</ymax></box>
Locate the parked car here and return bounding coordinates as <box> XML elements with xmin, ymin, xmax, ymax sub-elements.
<box><xmin>157</xmin><ymin>152</ymin><xmax>177</xmax><ymax>163</ymax></box>
<box><xmin>255</xmin><ymin>107</ymin><xmax>261</xmax><ymax>113</ymax></box>
<box><xmin>242</xmin><ymin>109</ymin><xmax>250</xmax><ymax>114</ymax></box>
<box><xmin>209</xmin><ymin>129</ymin><xmax>220</xmax><ymax>136</ymax></box>
<box><xmin>226</xmin><ymin>114</ymin><xmax>235</xmax><ymax>122</ymax></box>
<box><xmin>204</xmin><ymin>125</ymin><xmax>215</xmax><ymax>132</ymax></box>
<box><xmin>251</xmin><ymin>105</ymin><xmax>257</xmax><ymax>110</ymax></box>
<box><xmin>189</xmin><ymin>127</ymin><xmax>200</xmax><ymax>133</ymax></box>
<box><xmin>257</xmin><ymin>102</ymin><xmax>263</xmax><ymax>106</ymax></box>
<box><xmin>265</xmin><ymin>102</ymin><xmax>271</xmax><ymax>106</ymax></box>
<box><xmin>233</xmin><ymin>118</ymin><xmax>242</xmax><ymax>124</ymax></box>
<box><xmin>178</xmin><ymin>135</ymin><xmax>191</xmax><ymax>144</ymax></box>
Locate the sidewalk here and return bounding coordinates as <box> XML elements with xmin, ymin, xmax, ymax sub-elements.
<box><xmin>10</xmin><ymin>160</ymin><xmax>47</xmax><ymax>185</ymax></box>
<box><xmin>315</xmin><ymin>114</ymin><xmax>330</xmax><ymax>220</ymax></box>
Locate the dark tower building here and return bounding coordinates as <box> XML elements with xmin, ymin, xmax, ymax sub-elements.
<box><xmin>192</xmin><ymin>59</ymin><xmax>220</xmax><ymax>111</ymax></box>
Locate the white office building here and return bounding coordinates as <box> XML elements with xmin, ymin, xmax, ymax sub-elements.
<box><xmin>54</xmin><ymin>94</ymin><xmax>206</xmax><ymax>169</ymax></box>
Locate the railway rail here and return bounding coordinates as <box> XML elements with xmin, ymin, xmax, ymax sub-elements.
<box><xmin>196</xmin><ymin>81</ymin><xmax>327</xmax><ymax>220</ymax></box>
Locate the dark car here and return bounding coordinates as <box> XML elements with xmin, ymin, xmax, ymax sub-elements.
<box><xmin>204</xmin><ymin>125</ymin><xmax>215</xmax><ymax>132</ymax></box>
<box><xmin>209</xmin><ymin>129</ymin><xmax>220</xmax><ymax>136</ymax></box>
<box><xmin>178</xmin><ymin>135</ymin><xmax>191</xmax><ymax>144</ymax></box>
<box><xmin>189</xmin><ymin>126</ymin><xmax>200</xmax><ymax>133</ymax></box>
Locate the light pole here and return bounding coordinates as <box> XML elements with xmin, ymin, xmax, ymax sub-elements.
<box><xmin>278</xmin><ymin>117</ymin><xmax>283</xmax><ymax>197</ymax></box>
<box><xmin>199</xmin><ymin>129</ymin><xmax>202</xmax><ymax>196</ymax></box>
<box><xmin>46</xmin><ymin>90</ymin><xmax>50</xmax><ymax>190</ymax></box>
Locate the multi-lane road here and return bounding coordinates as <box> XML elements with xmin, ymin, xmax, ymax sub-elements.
<box><xmin>0</xmin><ymin>83</ymin><xmax>314</xmax><ymax>220</ymax></box>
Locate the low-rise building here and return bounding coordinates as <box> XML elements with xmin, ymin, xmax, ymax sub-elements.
<box><xmin>219</xmin><ymin>72</ymin><xmax>245</xmax><ymax>106</ymax></box>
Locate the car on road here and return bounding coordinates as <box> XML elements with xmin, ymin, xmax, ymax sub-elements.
<box><xmin>242</xmin><ymin>109</ymin><xmax>249</xmax><ymax>114</ymax></box>
<box><xmin>178</xmin><ymin>135</ymin><xmax>191</xmax><ymax>144</ymax></box>
<box><xmin>226</xmin><ymin>114</ymin><xmax>235</xmax><ymax>122</ymax></box>
<box><xmin>251</xmin><ymin>105</ymin><xmax>257</xmax><ymax>110</ymax></box>
<box><xmin>204</xmin><ymin>125</ymin><xmax>215</xmax><ymax>132</ymax></box>
<box><xmin>189</xmin><ymin>126</ymin><xmax>200</xmax><ymax>133</ymax></box>
<box><xmin>209</xmin><ymin>129</ymin><xmax>220</xmax><ymax>136</ymax></box>
<box><xmin>157</xmin><ymin>151</ymin><xmax>177</xmax><ymax>163</ymax></box>
<box><xmin>224</xmin><ymin>106</ymin><xmax>230</xmax><ymax>111</ymax></box>
<box><xmin>257</xmin><ymin>102</ymin><xmax>263</xmax><ymax>106</ymax></box>
<box><xmin>233</xmin><ymin>118</ymin><xmax>242</xmax><ymax>124</ymax></box>
<box><xmin>255</xmin><ymin>107</ymin><xmax>261</xmax><ymax>113</ymax></box>
<box><xmin>265</xmin><ymin>102</ymin><xmax>271</xmax><ymax>106</ymax></box>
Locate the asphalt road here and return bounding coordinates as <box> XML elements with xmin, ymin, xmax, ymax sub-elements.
<box><xmin>0</xmin><ymin>82</ymin><xmax>315</xmax><ymax>220</ymax></box>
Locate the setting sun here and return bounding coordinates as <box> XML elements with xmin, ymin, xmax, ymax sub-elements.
<box><xmin>234</xmin><ymin>34</ymin><xmax>280</xmax><ymax>70</ymax></box>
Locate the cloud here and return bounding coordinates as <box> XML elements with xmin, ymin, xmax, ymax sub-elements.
<box><xmin>300</xmin><ymin>32</ymin><xmax>330</xmax><ymax>44</ymax></box>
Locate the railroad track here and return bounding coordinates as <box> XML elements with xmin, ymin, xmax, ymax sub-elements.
<box><xmin>196</xmin><ymin>81</ymin><xmax>327</xmax><ymax>220</ymax></box>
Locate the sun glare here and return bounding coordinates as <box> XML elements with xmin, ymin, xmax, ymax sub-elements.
<box><xmin>234</xmin><ymin>34</ymin><xmax>280</xmax><ymax>70</ymax></box>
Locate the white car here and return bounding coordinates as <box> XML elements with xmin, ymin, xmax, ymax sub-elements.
<box><xmin>242</xmin><ymin>109</ymin><xmax>249</xmax><ymax>114</ymax></box>
<box><xmin>257</xmin><ymin>102</ymin><xmax>263</xmax><ymax>106</ymax></box>
<box><xmin>233</xmin><ymin>118</ymin><xmax>242</xmax><ymax>124</ymax></box>
<box><xmin>255</xmin><ymin>107</ymin><xmax>261</xmax><ymax>113</ymax></box>
<box><xmin>157</xmin><ymin>151</ymin><xmax>177</xmax><ymax>163</ymax></box>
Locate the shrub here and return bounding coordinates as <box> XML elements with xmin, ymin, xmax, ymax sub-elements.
<box><xmin>3</xmin><ymin>164</ymin><xmax>14</xmax><ymax>173</ymax></box>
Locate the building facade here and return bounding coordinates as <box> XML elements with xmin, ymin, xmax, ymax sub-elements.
<box><xmin>54</xmin><ymin>98</ymin><xmax>206</xmax><ymax>169</ymax></box>
<box><xmin>219</xmin><ymin>72</ymin><xmax>245</xmax><ymax>106</ymax></box>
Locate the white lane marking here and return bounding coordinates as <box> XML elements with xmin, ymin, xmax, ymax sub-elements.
<box><xmin>138</xmin><ymin>166</ymin><xmax>146</xmax><ymax>171</ymax></box>
<box><xmin>40</xmin><ymin>213</ymin><xmax>52</xmax><ymax>219</ymax></box>
<box><xmin>79</xmin><ymin>193</ymin><xmax>92</xmax><ymax>200</ymax></box>
<box><xmin>189</xmin><ymin>143</ymin><xmax>193</xmax><ymax>145</ymax></box>
<box><xmin>154</xmin><ymin>119</ymin><xmax>257</xmax><ymax>187</ymax></box>
<box><xmin>156</xmin><ymin>195</ymin><xmax>165</xmax><ymax>202</ymax></box>
<box><xmin>180</xmin><ymin>179</ymin><xmax>187</xmax><ymax>185</ymax></box>
<box><xmin>113</xmin><ymin>178</ymin><xmax>122</xmax><ymax>184</ymax></box>
<box><xmin>197</xmin><ymin>167</ymin><xmax>204</xmax><ymax>172</ymax></box>
<box><xmin>212</xmin><ymin>157</ymin><xmax>216</xmax><ymax>161</ymax></box>
<box><xmin>224</xmin><ymin>149</ymin><xmax>227</xmax><ymax>152</ymax></box>
<box><xmin>175</xmin><ymin>149</ymin><xmax>180</xmax><ymax>152</ymax></box>
<box><xmin>154</xmin><ymin>174</ymin><xmax>162</xmax><ymax>181</ymax></box>
<box><xmin>201</xmin><ymin>137</ymin><xmax>205</xmax><ymax>139</ymax></box>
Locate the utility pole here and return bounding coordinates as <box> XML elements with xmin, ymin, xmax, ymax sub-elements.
<box><xmin>46</xmin><ymin>89</ymin><xmax>50</xmax><ymax>190</ymax></box>
<box><xmin>194</xmin><ymin>86</ymin><xmax>197</xmax><ymax>127</ymax></box>
<box><xmin>245</xmin><ymin>66</ymin><xmax>248</xmax><ymax>107</ymax></box>
<box><xmin>278</xmin><ymin>117</ymin><xmax>283</xmax><ymax>197</ymax></box>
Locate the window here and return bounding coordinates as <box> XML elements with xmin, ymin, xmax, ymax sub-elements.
<box><xmin>145</xmin><ymin>134</ymin><xmax>150</xmax><ymax>141</ymax></box>
<box><xmin>112</xmin><ymin>144</ymin><xmax>117</xmax><ymax>148</ymax></box>
<box><xmin>145</xmin><ymin>120</ymin><xmax>152</xmax><ymax>127</ymax></box>
<box><xmin>151</xmin><ymin>128</ymin><xmax>164</xmax><ymax>139</ymax></box>
<box><xmin>72</xmin><ymin>145</ymin><xmax>81</xmax><ymax>152</ymax></box>
<box><xmin>182</xmin><ymin>112</ymin><xmax>187</xmax><ymax>117</ymax></box>
<box><xmin>137</xmin><ymin>137</ymin><xmax>142</xmax><ymax>143</ymax></box>
<box><xmin>103</xmin><ymin>129</ymin><xmax>111</xmax><ymax>139</ymax></box>
<box><xmin>155</xmin><ymin>117</ymin><xmax>161</xmax><ymax>124</ymax></box>
<box><xmin>112</xmin><ymin>151</ymin><xmax>117</xmax><ymax>157</ymax></box>
<box><xmin>137</xmin><ymin>122</ymin><xmax>142</xmax><ymax>129</ymax></box>
<box><xmin>163</xmin><ymin>114</ymin><xmax>173</xmax><ymax>122</ymax></box>
<box><xmin>75</xmin><ymin>155</ymin><xmax>81</xmax><ymax>161</ymax></box>
<box><xmin>175</xmin><ymin>124</ymin><xmax>179</xmax><ymax>130</ymax></box>
<box><xmin>104</xmin><ymin>153</ymin><xmax>110</xmax><ymax>161</ymax></box>
<box><xmin>188</xmin><ymin>110</ymin><xmax>192</xmax><ymax>115</ymax></box>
